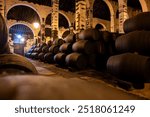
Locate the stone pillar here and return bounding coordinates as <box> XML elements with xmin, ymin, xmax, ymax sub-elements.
<box><xmin>41</xmin><ymin>18</ymin><xmax>46</xmax><ymax>42</ymax></box>
<box><xmin>0</xmin><ymin>0</ymin><xmax>5</xmax><ymax>18</ymax></box>
<box><xmin>69</xmin><ymin>25</ymin><xmax>74</xmax><ymax>34</ymax></box>
<box><xmin>110</xmin><ymin>14</ymin><xmax>115</xmax><ymax>32</ymax></box>
<box><xmin>86</xmin><ymin>0</ymin><xmax>94</xmax><ymax>29</ymax></box>
<box><xmin>118</xmin><ymin>0</ymin><xmax>128</xmax><ymax>33</ymax></box>
<box><xmin>75</xmin><ymin>0</ymin><xmax>86</xmax><ymax>33</ymax></box>
<box><xmin>86</xmin><ymin>8</ymin><xmax>93</xmax><ymax>29</ymax></box>
<box><xmin>51</xmin><ymin>0</ymin><xmax>59</xmax><ymax>40</ymax></box>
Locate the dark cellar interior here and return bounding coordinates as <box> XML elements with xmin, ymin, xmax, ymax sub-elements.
<box><xmin>0</xmin><ymin>0</ymin><xmax>150</xmax><ymax>100</ymax></box>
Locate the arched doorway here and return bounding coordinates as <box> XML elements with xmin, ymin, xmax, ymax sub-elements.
<box><xmin>93</xmin><ymin>0</ymin><xmax>112</xmax><ymax>31</ymax></box>
<box><xmin>9</xmin><ymin>24</ymin><xmax>34</xmax><ymax>55</ymax></box>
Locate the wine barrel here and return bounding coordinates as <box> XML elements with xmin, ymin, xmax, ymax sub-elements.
<box><xmin>29</xmin><ymin>48</ymin><xmax>34</xmax><ymax>53</ymax></box>
<box><xmin>30</xmin><ymin>52</ymin><xmax>38</xmax><ymax>59</ymax></box>
<box><xmin>59</xmin><ymin>43</ymin><xmax>72</xmax><ymax>54</ymax></box>
<box><xmin>111</xmin><ymin>32</ymin><xmax>120</xmax><ymax>41</ymax></box>
<box><xmin>96</xmin><ymin>39</ymin><xmax>106</xmax><ymax>55</ymax></box>
<box><xmin>0</xmin><ymin>54</ymin><xmax>37</xmax><ymax>74</ymax></box>
<box><xmin>65</xmin><ymin>53</ymin><xmax>87</xmax><ymax>70</ymax></box>
<box><xmin>0</xmin><ymin>14</ymin><xmax>10</xmax><ymax>54</ymax></box>
<box><xmin>124</xmin><ymin>12</ymin><xmax>150</xmax><ymax>33</ymax></box>
<box><xmin>31</xmin><ymin>45</ymin><xmax>37</xmax><ymax>49</ymax></box>
<box><xmin>44</xmin><ymin>53</ymin><xmax>54</xmax><ymax>63</ymax></box>
<box><xmin>88</xmin><ymin>54</ymin><xmax>107</xmax><ymax>70</ymax></box>
<box><xmin>34</xmin><ymin>47</ymin><xmax>42</xmax><ymax>53</ymax></box>
<box><xmin>78</xmin><ymin>28</ymin><xmax>102</xmax><ymax>41</ymax></box>
<box><xmin>88</xmin><ymin>54</ymin><xmax>97</xmax><ymax>68</ymax></box>
<box><xmin>72</xmin><ymin>40</ymin><xmax>97</xmax><ymax>54</ymax></box>
<box><xmin>38</xmin><ymin>52</ymin><xmax>45</xmax><ymax>61</ymax></box>
<box><xmin>36</xmin><ymin>43</ymin><xmax>41</xmax><ymax>47</ymax></box>
<box><xmin>115</xmin><ymin>31</ymin><xmax>150</xmax><ymax>55</ymax></box>
<box><xmin>107</xmin><ymin>53</ymin><xmax>150</xmax><ymax>83</ymax></box>
<box><xmin>101</xmin><ymin>31</ymin><xmax>112</xmax><ymax>43</ymax></box>
<box><xmin>53</xmin><ymin>38</ymin><xmax>65</xmax><ymax>46</ymax></box>
<box><xmin>64</xmin><ymin>33</ymin><xmax>76</xmax><ymax>43</ymax></box>
<box><xmin>40</xmin><ymin>43</ymin><xmax>47</xmax><ymax>47</ymax></box>
<box><xmin>54</xmin><ymin>53</ymin><xmax>67</xmax><ymax>66</ymax></box>
<box><xmin>47</xmin><ymin>40</ymin><xmax>53</xmax><ymax>46</ymax></box>
<box><xmin>25</xmin><ymin>52</ymin><xmax>31</xmax><ymax>58</ymax></box>
<box><xmin>49</xmin><ymin>45</ymin><xmax>60</xmax><ymax>54</ymax></box>
<box><xmin>42</xmin><ymin>46</ymin><xmax>49</xmax><ymax>53</ymax></box>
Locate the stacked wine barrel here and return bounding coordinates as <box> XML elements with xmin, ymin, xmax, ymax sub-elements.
<box><xmin>29</xmin><ymin>43</ymin><xmax>47</xmax><ymax>59</ymax></box>
<box><xmin>54</xmin><ymin>33</ymin><xmax>75</xmax><ymax>67</ymax></box>
<box><xmin>54</xmin><ymin>29</ymin><xmax>117</xmax><ymax>70</ymax></box>
<box><xmin>26</xmin><ymin>30</ymin><xmax>118</xmax><ymax>71</ymax></box>
<box><xmin>25</xmin><ymin>45</ymin><xmax>36</xmax><ymax>58</ymax></box>
<box><xmin>107</xmin><ymin>12</ymin><xmax>150</xmax><ymax>83</ymax></box>
<box><xmin>72</xmin><ymin>29</ymin><xmax>117</xmax><ymax>70</ymax></box>
<box><xmin>25</xmin><ymin>38</ymin><xmax>65</xmax><ymax>64</ymax></box>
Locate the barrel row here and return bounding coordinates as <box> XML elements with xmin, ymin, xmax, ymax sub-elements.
<box><xmin>26</xmin><ymin>29</ymin><xmax>121</xmax><ymax>70</ymax></box>
<box><xmin>53</xmin><ymin>29</ymin><xmax>119</xmax><ymax>70</ymax></box>
<box><xmin>107</xmin><ymin>12</ymin><xmax>150</xmax><ymax>84</ymax></box>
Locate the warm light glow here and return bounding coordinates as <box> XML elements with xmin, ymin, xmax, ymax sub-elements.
<box><xmin>33</xmin><ymin>22</ymin><xmax>40</xmax><ymax>29</ymax></box>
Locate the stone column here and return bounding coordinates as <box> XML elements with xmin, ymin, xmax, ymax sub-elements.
<box><xmin>110</xmin><ymin>14</ymin><xmax>115</xmax><ymax>32</ymax></box>
<box><xmin>41</xmin><ymin>18</ymin><xmax>46</xmax><ymax>42</ymax></box>
<box><xmin>86</xmin><ymin>8</ymin><xmax>93</xmax><ymax>29</ymax></box>
<box><xmin>75</xmin><ymin>0</ymin><xmax>86</xmax><ymax>33</ymax></box>
<box><xmin>118</xmin><ymin>0</ymin><xmax>128</xmax><ymax>33</ymax></box>
<box><xmin>86</xmin><ymin>0</ymin><xmax>94</xmax><ymax>29</ymax></box>
<box><xmin>0</xmin><ymin>0</ymin><xmax>5</xmax><ymax>18</ymax></box>
<box><xmin>51</xmin><ymin>0</ymin><xmax>59</xmax><ymax>40</ymax></box>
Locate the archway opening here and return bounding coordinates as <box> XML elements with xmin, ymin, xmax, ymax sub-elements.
<box><xmin>95</xmin><ymin>23</ymin><xmax>105</xmax><ymax>31</ymax></box>
<box><xmin>7</xmin><ymin>5</ymin><xmax>40</xmax><ymax>24</ymax></box>
<box><xmin>9</xmin><ymin>24</ymin><xmax>34</xmax><ymax>55</ymax></box>
<box><xmin>59</xmin><ymin>13</ymin><xmax>69</xmax><ymax>28</ymax></box>
<box><xmin>59</xmin><ymin>0</ymin><xmax>75</xmax><ymax>13</ymax></box>
<box><xmin>45</xmin><ymin>13</ymin><xmax>69</xmax><ymax>29</ymax></box>
<box><xmin>93</xmin><ymin>0</ymin><xmax>111</xmax><ymax>21</ymax></box>
<box><xmin>127</xmin><ymin>0</ymin><xmax>142</xmax><ymax>10</ymax></box>
<box><xmin>9</xmin><ymin>24</ymin><xmax>34</xmax><ymax>41</ymax></box>
<box><xmin>127</xmin><ymin>0</ymin><xmax>142</xmax><ymax>17</ymax></box>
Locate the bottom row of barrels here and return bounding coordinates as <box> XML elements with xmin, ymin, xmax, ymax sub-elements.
<box><xmin>107</xmin><ymin>53</ymin><xmax>150</xmax><ymax>83</ymax></box>
<box><xmin>36</xmin><ymin>52</ymin><xmax>107</xmax><ymax>70</ymax></box>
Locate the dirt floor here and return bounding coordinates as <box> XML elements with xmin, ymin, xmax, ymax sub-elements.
<box><xmin>29</xmin><ymin>59</ymin><xmax>150</xmax><ymax>99</ymax></box>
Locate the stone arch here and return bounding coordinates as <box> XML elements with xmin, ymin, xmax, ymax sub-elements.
<box><xmin>93</xmin><ymin>0</ymin><xmax>115</xmax><ymax>16</ymax></box>
<box><xmin>103</xmin><ymin>0</ymin><xmax>115</xmax><ymax>16</ymax></box>
<box><xmin>139</xmin><ymin>0</ymin><xmax>148</xmax><ymax>12</ymax></box>
<box><xmin>95</xmin><ymin>23</ymin><xmax>106</xmax><ymax>30</ymax></box>
<box><xmin>93</xmin><ymin>0</ymin><xmax>115</xmax><ymax>32</ymax></box>
<box><xmin>45</xmin><ymin>12</ymin><xmax>71</xmax><ymax>27</ymax></box>
<box><xmin>59</xmin><ymin>11</ymin><xmax>71</xmax><ymax>27</ymax></box>
<box><xmin>6</xmin><ymin>3</ymin><xmax>42</xmax><ymax>23</ymax></box>
<box><xmin>8</xmin><ymin>22</ymin><xmax>35</xmax><ymax>37</ymax></box>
